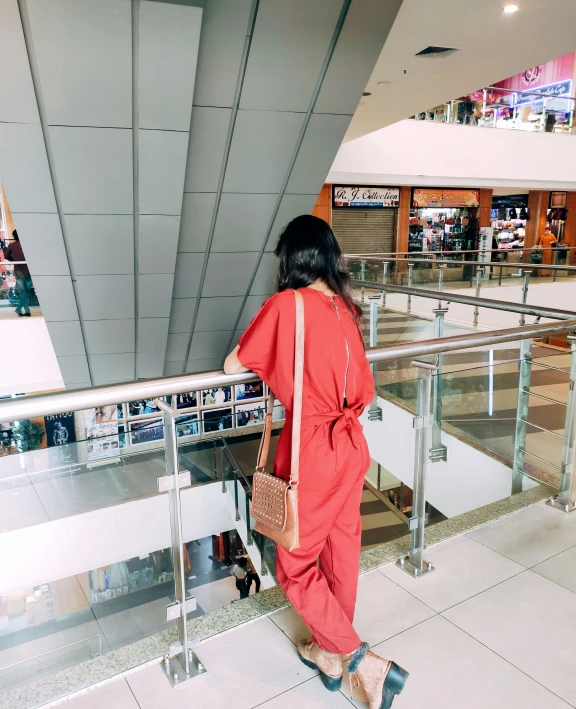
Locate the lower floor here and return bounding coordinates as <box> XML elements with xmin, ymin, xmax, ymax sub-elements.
<box><xmin>49</xmin><ymin>500</ymin><xmax>576</xmax><ymax>709</ymax></box>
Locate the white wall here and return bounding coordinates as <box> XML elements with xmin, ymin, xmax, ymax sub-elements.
<box><xmin>0</xmin><ymin>482</ymin><xmax>234</xmax><ymax>594</ymax></box>
<box><xmin>362</xmin><ymin>396</ymin><xmax>535</xmax><ymax>519</ymax></box>
<box><xmin>329</xmin><ymin>119</ymin><xmax>576</xmax><ymax>190</ymax></box>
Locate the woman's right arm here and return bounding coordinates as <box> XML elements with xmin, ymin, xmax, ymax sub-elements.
<box><xmin>224</xmin><ymin>346</ymin><xmax>249</xmax><ymax>375</ymax></box>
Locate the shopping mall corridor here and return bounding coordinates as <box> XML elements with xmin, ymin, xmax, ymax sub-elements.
<box><xmin>57</xmin><ymin>501</ymin><xmax>576</xmax><ymax>709</ymax></box>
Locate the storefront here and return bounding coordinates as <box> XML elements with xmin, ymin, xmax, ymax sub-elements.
<box><xmin>409</xmin><ymin>188</ymin><xmax>481</xmax><ymax>253</ymax></box>
<box><xmin>331</xmin><ymin>185</ymin><xmax>400</xmax><ymax>254</ymax></box>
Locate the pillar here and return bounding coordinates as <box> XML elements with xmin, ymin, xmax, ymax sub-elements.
<box><xmin>562</xmin><ymin>191</ymin><xmax>576</xmax><ymax>248</ymax></box>
<box><xmin>311</xmin><ymin>184</ymin><xmax>332</xmax><ymax>225</ymax></box>
<box><xmin>479</xmin><ymin>188</ymin><xmax>493</xmax><ymax>227</ymax></box>
<box><xmin>525</xmin><ymin>190</ymin><xmax>550</xmax><ymax>249</ymax></box>
<box><xmin>396</xmin><ymin>185</ymin><xmax>411</xmax><ymax>253</ymax></box>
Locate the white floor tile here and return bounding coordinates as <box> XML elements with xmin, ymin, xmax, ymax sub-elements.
<box><xmin>532</xmin><ymin>545</ymin><xmax>576</xmax><ymax>593</ymax></box>
<box><xmin>343</xmin><ymin>615</ymin><xmax>570</xmax><ymax>709</ymax></box>
<box><xmin>381</xmin><ymin>536</ymin><xmax>524</xmax><ymax>612</ymax></box>
<box><xmin>443</xmin><ymin>571</ymin><xmax>576</xmax><ymax>706</ymax></box>
<box><xmin>127</xmin><ymin>618</ymin><xmax>317</xmax><ymax>709</ymax></box>
<box><xmin>258</xmin><ymin>676</ymin><xmax>352</xmax><ymax>708</ymax></box>
<box><xmin>467</xmin><ymin>505</ymin><xmax>576</xmax><ymax>567</ymax></box>
<box><xmin>0</xmin><ymin>484</ymin><xmax>49</xmax><ymax>531</ymax></box>
<box><xmin>66</xmin><ymin>678</ymin><xmax>139</xmax><ymax>709</ymax></box>
<box><xmin>270</xmin><ymin>572</ymin><xmax>434</xmax><ymax>649</ymax></box>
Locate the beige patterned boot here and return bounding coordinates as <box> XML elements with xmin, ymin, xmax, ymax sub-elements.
<box><xmin>343</xmin><ymin>643</ymin><xmax>409</xmax><ymax>709</ymax></box>
<box><xmin>297</xmin><ymin>640</ymin><xmax>343</xmax><ymax>691</ymax></box>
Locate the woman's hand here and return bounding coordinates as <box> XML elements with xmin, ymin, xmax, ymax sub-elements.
<box><xmin>224</xmin><ymin>345</ymin><xmax>249</xmax><ymax>375</ymax></box>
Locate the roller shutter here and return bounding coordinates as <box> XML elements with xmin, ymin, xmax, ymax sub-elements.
<box><xmin>332</xmin><ymin>209</ymin><xmax>397</xmax><ymax>254</ymax></box>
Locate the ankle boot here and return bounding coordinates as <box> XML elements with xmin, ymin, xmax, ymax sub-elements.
<box><xmin>343</xmin><ymin>643</ymin><xmax>408</xmax><ymax>709</ymax></box>
<box><xmin>297</xmin><ymin>640</ymin><xmax>343</xmax><ymax>691</ymax></box>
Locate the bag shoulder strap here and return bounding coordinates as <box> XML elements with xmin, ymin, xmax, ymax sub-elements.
<box><xmin>256</xmin><ymin>289</ymin><xmax>304</xmax><ymax>488</ymax></box>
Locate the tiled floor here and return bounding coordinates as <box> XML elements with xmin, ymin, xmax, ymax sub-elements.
<box><xmin>58</xmin><ymin>502</ymin><xmax>576</xmax><ymax>708</ymax></box>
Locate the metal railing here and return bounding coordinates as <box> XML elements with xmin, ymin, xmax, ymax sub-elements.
<box><xmin>2</xmin><ymin>297</ymin><xmax>576</xmax><ymax>682</ymax></box>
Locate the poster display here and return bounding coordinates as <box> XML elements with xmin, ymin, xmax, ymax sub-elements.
<box><xmin>175</xmin><ymin>392</ymin><xmax>198</xmax><ymax>409</ymax></box>
<box><xmin>235</xmin><ymin>382</ymin><xmax>264</xmax><ymax>400</ymax></box>
<box><xmin>82</xmin><ymin>405</ymin><xmax>121</xmax><ymax>461</ymax></box>
<box><xmin>129</xmin><ymin>419</ymin><xmax>164</xmax><ymax>445</ymax></box>
<box><xmin>202</xmin><ymin>387</ymin><xmax>232</xmax><ymax>406</ymax></box>
<box><xmin>478</xmin><ymin>227</ymin><xmax>493</xmax><ymax>265</ymax></box>
<box><xmin>236</xmin><ymin>401</ymin><xmax>266</xmax><ymax>428</ymax></box>
<box><xmin>45</xmin><ymin>413</ymin><xmax>76</xmax><ymax>448</ymax></box>
<box><xmin>333</xmin><ymin>185</ymin><xmax>400</xmax><ymax>208</ymax></box>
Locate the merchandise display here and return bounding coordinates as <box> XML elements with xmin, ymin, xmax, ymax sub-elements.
<box><xmin>88</xmin><ymin>551</ymin><xmax>174</xmax><ymax>604</ymax></box>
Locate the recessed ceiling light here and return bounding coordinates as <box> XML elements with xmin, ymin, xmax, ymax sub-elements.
<box><xmin>504</xmin><ymin>4</ymin><xmax>519</xmax><ymax>13</ymax></box>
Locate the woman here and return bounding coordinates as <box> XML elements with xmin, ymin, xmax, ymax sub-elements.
<box><xmin>537</xmin><ymin>226</ymin><xmax>557</xmax><ymax>276</ymax></box>
<box><xmin>224</xmin><ymin>215</ymin><xmax>408</xmax><ymax>708</ymax></box>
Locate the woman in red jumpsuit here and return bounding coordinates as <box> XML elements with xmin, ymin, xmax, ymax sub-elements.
<box><xmin>225</xmin><ymin>216</ymin><xmax>408</xmax><ymax>709</ymax></box>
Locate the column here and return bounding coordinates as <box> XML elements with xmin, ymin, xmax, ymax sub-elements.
<box><xmin>311</xmin><ymin>184</ymin><xmax>332</xmax><ymax>225</ymax></box>
<box><xmin>525</xmin><ymin>190</ymin><xmax>550</xmax><ymax>249</ymax></box>
<box><xmin>479</xmin><ymin>188</ymin><xmax>493</xmax><ymax>227</ymax></box>
<box><xmin>396</xmin><ymin>185</ymin><xmax>411</xmax><ymax>254</ymax></box>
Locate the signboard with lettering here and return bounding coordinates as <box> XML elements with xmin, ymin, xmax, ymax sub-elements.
<box><xmin>413</xmin><ymin>188</ymin><xmax>480</xmax><ymax>208</ymax></box>
<box><xmin>333</xmin><ymin>186</ymin><xmax>400</xmax><ymax>208</ymax></box>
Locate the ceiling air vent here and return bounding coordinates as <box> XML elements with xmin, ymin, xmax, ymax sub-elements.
<box><xmin>415</xmin><ymin>46</ymin><xmax>458</xmax><ymax>58</ymax></box>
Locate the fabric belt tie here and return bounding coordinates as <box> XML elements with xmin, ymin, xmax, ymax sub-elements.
<box><xmin>302</xmin><ymin>407</ymin><xmax>363</xmax><ymax>450</ymax></box>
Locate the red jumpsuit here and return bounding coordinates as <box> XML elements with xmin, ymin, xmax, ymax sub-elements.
<box><xmin>238</xmin><ymin>287</ymin><xmax>374</xmax><ymax>655</ymax></box>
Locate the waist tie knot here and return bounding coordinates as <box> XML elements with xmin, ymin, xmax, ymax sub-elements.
<box><xmin>302</xmin><ymin>406</ymin><xmax>363</xmax><ymax>450</ymax></box>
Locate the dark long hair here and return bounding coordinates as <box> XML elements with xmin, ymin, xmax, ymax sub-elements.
<box><xmin>274</xmin><ymin>215</ymin><xmax>361</xmax><ymax>321</ymax></box>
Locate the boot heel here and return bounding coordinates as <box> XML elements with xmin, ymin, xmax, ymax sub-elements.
<box><xmin>381</xmin><ymin>662</ymin><xmax>409</xmax><ymax>709</ymax></box>
<box><xmin>297</xmin><ymin>651</ymin><xmax>342</xmax><ymax>692</ymax></box>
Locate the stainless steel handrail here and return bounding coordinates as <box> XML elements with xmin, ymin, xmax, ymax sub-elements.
<box><xmin>352</xmin><ymin>278</ymin><xmax>576</xmax><ymax>321</ymax></box>
<box><xmin>345</xmin><ymin>249</ymin><xmax>575</xmax><ymax>258</ymax></box>
<box><xmin>349</xmin><ymin>256</ymin><xmax>576</xmax><ymax>273</ymax></box>
<box><xmin>1</xmin><ymin>318</ymin><xmax>576</xmax><ymax>423</ymax></box>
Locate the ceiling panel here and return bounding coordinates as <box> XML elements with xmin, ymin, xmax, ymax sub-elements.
<box><xmin>44</xmin><ymin>321</ymin><xmax>85</xmax><ymax>358</ymax></box>
<box><xmin>240</xmin><ymin>0</ymin><xmax>343</xmax><ymax>112</ymax></box>
<box><xmin>138</xmin><ymin>129</ymin><xmax>190</xmax><ymax>215</ymax></box>
<box><xmin>27</xmin><ymin>0</ymin><xmax>132</xmax><ymax>128</ymax></box>
<box><xmin>212</xmin><ymin>193</ymin><xmax>277</xmax><ymax>252</ymax></box>
<box><xmin>0</xmin><ymin>0</ymin><xmax>40</xmax><ymax>124</ymax></box>
<box><xmin>201</xmin><ymin>252</ymin><xmax>259</xmax><ymax>297</ymax></box>
<box><xmin>223</xmin><ymin>110</ymin><xmax>304</xmax><ymax>193</ymax></box>
<box><xmin>287</xmin><ymin>113</ymin><xmax>351</xmax><ymax>195</ymax></box>
<box><xmin>0</xmin><ymin>124</ymin><xmax>56</xmax><ymax>213</ymax></box>
<box><xmin>249</xmin><ymin>252</ymin><xmax>277</xmax><ymax>296</ymax></box>
<box><xmin>50</xmin><ymin>126</ymin><xmax>133</xmax><ymax>214</ymax></box>
<box><xmin>14</xmin><ymin>213</ymin><xmax>70</xmax><ymax>277</ymax></box>
<box><xmin>164</xmin><ymin>360</ymin><xmax>186</xmax><ymax>376</ymax></box>
<box><xmin>137</xmin><ymin>352</ymin><xmax>165</xmax><ymax>379</ymax></box>
<box><xmin>139</xmin><ymin>215</ymin><xmax>180</xmax><ymax>274</ymax></box>
<box><xmin>66</xmin><ymin>215</ymin><xmax>134</xmax><ymax>275</ymax></box>
<box><xmin>186</xmin><ymin>357</ymin><xmax>225</xmax><ymax>374</ymax></box>
<box><xmin>187</xmin><ymin>329</ymin><xmax>233</xmax><ymax>361</ymax></box>
<box><xmin>265</xmin><ymin>194</ymin><xmax>317</xmax><ymax>250</ymax></box>
<box><xmin>90</xmin><ymin>353</ymin><xmax>135</xmax><ymax>384</ymax></box>
<box><xmin>237</xmin><ymin>294</ymin><xmax>268</xmax><ymax>329</ymax></box>
<box><xmin>165</xmin><ymin>333</ymin><xmax>189</xmax><ymax>362</ymax></box>
<box><xmin>168</xmin><ymin>297</ymin><xmax>197</xmax><ymax>334</ymax></box>
<box><xmin>314</xmin><ymin>0</ymin><xmax>402</xmax><ymax>115</ymax></box>
<box><xmin>192</xmin><ymin>0</ymin><xmax>253</xmax><ymax>108</ymax></box>
<box><xmin>139</xmin><ymin>1</ymin><xmax>202</xmax><ymax>131</ymax></box>
<box><xmin>184</xmin><ymin>107</ymin><xmax>232</xmax><ymax>193</ymax></box>
<box><xmin>178</xmin><ymin>193</ymin><xmax>217</xmax><ymax>253</ymax></box>
<box><xmin>172</xmin><ymin>253</ymin><xmax>204</xmax><ymax>298</ymax></box>
<box><xmin>84</xmin><ymin>319</ymin><xmax>135</xmax><ymax>355</ymax></box>
<box><xmin>56</xmin><ymin>355</ymin><xmax>91</xmax><ymax>385</ymax></box>
<box><xmin>137</xmin><ymin>317</ymin><xmax>170</xmax><ymax>352</ymax></box>
<box><xmin>195</xmin><ymin>296</ymin><xmax>244</xmax><ymax>332</ymax></box>
<box><xmin>76</xmin><ymin>274</ymin><xmax>135</xmax><ymax>320</ymax></box>
<box><xmin>138</xmin><ymin>273</ymin><xmax>174</xmax><ymax>318</ymax></box>
<box><xmin>32</xmin><ymin>276</ymin><xmax>79</xmax><ymax>322</ymax></box>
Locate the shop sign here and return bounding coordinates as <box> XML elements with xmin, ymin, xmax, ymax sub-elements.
<box><xmin>333</xmin><ymin>185</ymin><xmax>400</xmax><ymax>208</ymax></box>
<box><xmin>413</xmin><ymin>188</ymin><xmax>480</xmax><ymax>208</ymax></box>
<box><xmin>517</xmin><ymin>80</ymin><xmax>572</xmax><ymax>104</ymax></box>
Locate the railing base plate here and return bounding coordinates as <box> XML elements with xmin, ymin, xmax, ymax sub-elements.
<box><xmin>161</xmin><ymin>650</ymin><xmax>206</xmax><ymax>687</ymax></box>
<box><xmin>396</xmin><ymin>556</ymin><xmax>434</xmax><ymax>579</ymax></box>
<box><xmin>546</xmin><ymin>497</ymin><xmax>576</xmax><ymax>514</ymax></box>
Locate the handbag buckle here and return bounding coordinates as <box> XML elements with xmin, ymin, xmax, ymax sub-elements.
<box><xmin>255</xmin><ymin>466</ymin><xmax>267</xmax><ymax>473</ymax></box>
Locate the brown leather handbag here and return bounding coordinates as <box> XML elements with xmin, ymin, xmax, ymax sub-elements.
<box><xmin>251</xmin><ymin>290</ymin><xmax>304</xmax><ymax>552</ymax></box>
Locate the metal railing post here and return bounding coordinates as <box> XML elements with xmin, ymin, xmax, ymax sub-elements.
<box><xmin>519</xmin><ymin>271</ymin><xmax>531</xmax><ymax>326</ymax></box>
<box><xmin>233</xmin><ymin>471</ymin><xmax>240</xmax><ymax>521</ymax></box>
<box><xmin>498</xmin><ymin>265</ymin><xmax>503</xmax><ymax>286</ymax></box>
<box><xmin>437</xmin><ymin>263</ymin><xmax>447</xmax><ymax>309</ymax></box>
<box><xmin>407</xmin><ymin>262</ymin><xmax>414</xmax><ymax>315</ymax></box>
<box><xmin>157</xmin><ymin>402</ymin><xmax>205</xmax><ymax>686</ymax></box>
<box><xmin>397</xmin><ymin>359</ymin><xmax>437</xmax><ymax>578</ymax></box>
<box><xmin>430</xmin><ymin>307</ymin><xmax>449</xmax><ymax>463</ymax></box>
<box><xmin>548</xmin><ymin>334</ymin><xmax>576</xmax><ymax>512</ymax></box>
<box><xmin>511</xmin><ymin>338</ymin><xmax>533</xmax><ymax>495</ymax></box>
<box><xmin>360</xmin><ymin>259</ymin><xmax>366</xmax><ymax>303</ymax></box>
<box><xmin>473</xmin><ymin>266</ymin><xmax>483</xmax><ymax>327</ymax></box>
<box><xmin>220</xmin><ymin>445</ymin><xmax>226</xmax><ymax>493</ymax></box>
<box><xmin>368</xmin><ymin>295</ymin><xmax>383</xmax><ymax>421</ymax></box>
<box><xmin>382</xmin><ymin>261</ymin><xmax>388</xmax><ymax>308</ymax></box>
<box><xmin>553</xmin><ymin>250</ymin><xmax>559</xmax><ymax>282</ymax></box>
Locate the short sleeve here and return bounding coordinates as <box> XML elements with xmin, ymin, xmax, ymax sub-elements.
<box><xmin>237</xmin><ymin>291</ymin><xmax>295</xmax><ymax>400</ymax></box>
